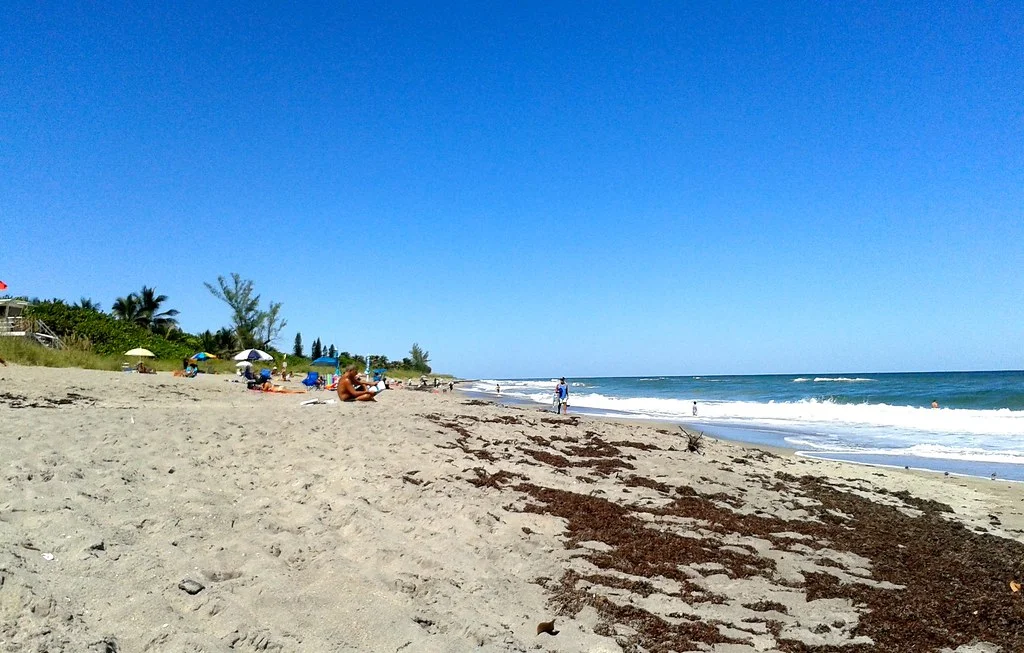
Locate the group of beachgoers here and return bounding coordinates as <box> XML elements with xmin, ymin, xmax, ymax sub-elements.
<box><xmin>239</xmin><ymin>363</ymin><xmax>388</xmax><ymax>402</ymax></box>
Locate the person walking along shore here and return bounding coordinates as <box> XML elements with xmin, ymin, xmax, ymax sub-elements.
<box><xmin>555</xmin><ymin>377</ymin><xmax>569</xmax><ymax>414</ymax></box>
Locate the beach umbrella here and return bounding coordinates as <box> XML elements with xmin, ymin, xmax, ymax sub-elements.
<box><xmin>125</xmin><ymin>347</ymin><xmax>155</xmax><ymax>367</ymax></box>
<box><xmin>311</xmin><ymin>356</ymin><xmax>339</xmax><ymax>367</ymax></box>
<box><xmin>235</xmin><ymin>361</ymin><xmax>253</xmax><ymax>368</ymax></box>
<box><xmin>190</xmin><ymin>352</ymin><xmax>217</xmax><ymax>361</ymax></box>
<box><xmin>232</xmin><ymin>349</ymin><xmax>273</xmax><ymax>362</ymax></box>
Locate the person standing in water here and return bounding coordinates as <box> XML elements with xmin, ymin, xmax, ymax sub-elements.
<box><xmin>556</xmin><ymin>378</ymin><xmax>569</xmax><ymax>414</ymax></box>
<box><xmin>692</xmin><ymin>401</ymin><xmax>698</xmax><ymax>416</ymax></box>
<box><xmin>496</xmin><ymin>383</ymin><xmax>500</xmax><ymax>394</ymax></box>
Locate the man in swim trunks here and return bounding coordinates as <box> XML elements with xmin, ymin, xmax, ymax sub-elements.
<box><xmin>337</xmin><ymin>365</ymin><xmax>380</xmax><ymax>402</ymax></box>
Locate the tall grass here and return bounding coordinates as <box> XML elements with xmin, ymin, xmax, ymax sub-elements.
<box><xmin>0</xmin><ymin>337</ymin><xmax>228</xmax><ymax>372</ymax></box>
<box><xmin>0</xmin><ymin>337</ymin><xmax>454</xmax><ymax>378</ymax></box>
<box><xmin>0</xmin><ymin>337</ymin><xmax>124</xmax><ymax>370</ymax></box>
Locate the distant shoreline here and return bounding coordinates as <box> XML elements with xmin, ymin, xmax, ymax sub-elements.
<box><xmin>456</xmin><ymin>385</ymin><xmax>1024</xmax><ymax>482</ymax></box>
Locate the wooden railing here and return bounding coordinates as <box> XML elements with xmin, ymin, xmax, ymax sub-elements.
<box><xmin>0</xmin><ymin>316</ymin><xmax>28</xmax><ymax>333</ymax></box>
<box><xmin>0</xmin><ymin>316</ymin><xmax>64</xmax><ymax>348</ymax></box>
<box><xmin>33</xmin><ymin>319</ymin><xmax>64</xmax><ymax>349</ymax></box>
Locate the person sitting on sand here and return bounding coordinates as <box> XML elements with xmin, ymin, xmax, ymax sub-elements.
<box><xmin>135</xmin><ymin>362</ymin><xmax>156</xmax><ymax>374</ymax></box>
<box><xmin>336</xmin><ymin>365</ymin><xmax>382</xmax><ymax>402</ymax></box>
<box><xmin>244</xmin><ymin>368</ymin><xmax>270</xmax><ymax>390</ymax></box>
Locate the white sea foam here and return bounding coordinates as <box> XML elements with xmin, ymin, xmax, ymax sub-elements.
<box><xmin>462</xmin><ymin>379</ymin><xmax>1024</xmax><ymax>465</ymax></box>
<box><xmin>814</xmin><ymin>377</ymin><xmax>875</xmax><ymax>382</ymax></box>
<box><xmin>790</xmin><ymin>444</ymin><xmax>1024</xmax><ymax>466</ymax></box>
<box><xmin>469</xmin><ymin>381</ymin><xmax>1022</xmax><ymax>431</ymax></box>
<box><xmin>475</xmin><ymin>379</ymin><xmax>556</xmax><ymax>391</ymax></box>
<box><xmin>794</xmin><ymin>377</ymin><xmax>875</xmax><ymax>383</ymax></box>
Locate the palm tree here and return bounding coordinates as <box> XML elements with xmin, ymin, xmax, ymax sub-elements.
<box><xmin>137</xmin><ymin>286</ymin><xmax>178</xmax><ymax>332</ymax></box>
<box><xmin>198</xmin><ymin>330</ymin><xmax>218</xmax><ymax>354</ymax></box>
<box><xmin>112</xmin><ymin>294</ymin><xmax>143</xmax><ymax>325</ymax></box>
<box><xmin>113</xmin><ymin>287</ymin><xmax>179</xmax><ymax>332</ymax></box>
<box><xmin>214</xmin><ymin>327</ymin><xmax>237</xmax><ymax>357</ymax></box>
<box><xmin>75</xmin><ymin>297</ymin><xmax>102</xmax><ymax>312</ymax></box>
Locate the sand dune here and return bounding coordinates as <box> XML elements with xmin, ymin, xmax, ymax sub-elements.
<box><xmin>2</xmin><ymin>366</ymin><xmax>1023</xmax><ymax>652</ymax></box>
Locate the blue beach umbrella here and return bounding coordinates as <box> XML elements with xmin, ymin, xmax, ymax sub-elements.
<box><xmin>311</xmin><ymin>356</ymin><xmax>339</xmax><ymax>367</ymax></box>
<box><xmin>190</xmin><ymin>352</ymin><xmax>216</xmax><ymax>361</ymax></box>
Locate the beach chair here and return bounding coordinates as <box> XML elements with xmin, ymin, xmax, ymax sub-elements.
<box><xmin>259</xmin><ymin>368</ymin><xmax>272</xmax><ymax>381</ymax></box>
<box><xmin>302</xmin><ymin>371</ymin><xmax>320</xmax><ymax>389</ymax></box>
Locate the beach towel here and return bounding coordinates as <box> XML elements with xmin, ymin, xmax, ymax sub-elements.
<box><xmin>258</xmin><ymin>386</ymin><xmax>306</xmax><ymax>394</ymax></box>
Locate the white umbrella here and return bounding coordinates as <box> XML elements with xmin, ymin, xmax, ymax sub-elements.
<box><xmin>235</xmin><ymin>361</ymin><xmax>253</xmax><ymax>368</ymax></box>
<box><xmin>232</xmin><ymin>349</ymin><xmax>273</xmax><ymax>362</ymax></box>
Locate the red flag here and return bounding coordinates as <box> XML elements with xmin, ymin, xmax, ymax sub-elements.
<box><xmin>0</xmin><ymin>281</ymin><xmax>7</xmax><ymax>290</ymax></box>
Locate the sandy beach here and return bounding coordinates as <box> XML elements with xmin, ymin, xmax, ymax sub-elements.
<box><xmin>2</xmin><ymin>366</ymin><xmax>1024</xmax><ymax>652</ymax></box>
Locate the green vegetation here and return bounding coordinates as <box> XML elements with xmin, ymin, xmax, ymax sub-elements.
<box><xmin>111</xmin><ymin>286</ymin><xmax>179</xmax><ymax>333</ymax></box>
<box><xmin>195</xmin><ymin>327</ymin><xmax>238</xmax><ymax>359</ymax></box>
<box><xmin>204</xmin><ymin>273</ymin><xmax>285</xmax><ymax>349</ymax></box>
<box><xmin>0</xmin><ymin>335</ymin><xmax>126</xmax><ymax>371</ymax></box>
<box><xmin>26</xmin><ymin>301</ymin><xmax>195</xmax><ymax>359</ymax></box>
<box><xmin>2</xmin><ymin>276</ymin><xmax>444</xmax><ymax>376</ymax></box>
<box><xmin>409</xmin><ymin>342</ymin><xmax>431</xmax><ymax>373</ymax></box>
<box><xmin>385</xmin><ymin>368</ymin><xmax>453</xmax><ymax>382</ymax></box>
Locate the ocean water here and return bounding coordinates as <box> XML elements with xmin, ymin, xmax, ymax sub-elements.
<box><xmin>462</xmin><ymin>371</ymin><xmax>1024</xmax><ymax>481</ymax></box>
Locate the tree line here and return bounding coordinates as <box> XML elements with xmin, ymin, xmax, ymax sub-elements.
<box><xmin>15</xmin><ymin>274</ymin><xmax>431</xmax><ymax>372</ymax></box>
<box><xmin>292</xmin><ymin>336</ymin><xmax>431</xmax><ymax>374</ymax></box>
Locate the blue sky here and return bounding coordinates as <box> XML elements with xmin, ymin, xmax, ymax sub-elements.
<box><xmin>2</xmin><ymin>2</ymin><xmax>1022</xmax><ymax>378</ymax></box>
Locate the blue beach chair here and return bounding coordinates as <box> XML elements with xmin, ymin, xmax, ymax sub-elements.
<box><xmin>302</xmin><ymin>371</ymin><xmax>320</xmax><ymax>389</ymax></box>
